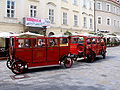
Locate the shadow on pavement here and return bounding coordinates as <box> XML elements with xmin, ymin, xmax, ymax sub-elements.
<box><xmin>24</xmin><ymin>55</ymin><xmax>115</xmax><ymax>74</ymax></box>
<box><xmin>26</xmin><ymin>66</ymin><xmax>61</xmax><ymax>74</ymax></box>
<box><xmin>77</xmin><ymin>55</ymin><xmax>112</xmax><ymax>63</ymax></box>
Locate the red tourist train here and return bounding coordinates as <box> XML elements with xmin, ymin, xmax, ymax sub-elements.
<box><xmin>7</xmin><ymin>35</ymin><xmax>107</xmax><ymax>74</ymax></box>
<box><xmin>7</xmin><ymin>36</ymin><xmax>73</xmax><ymax>74</ymax></box>
<box><xmin>69</xmin><ymin>35</ymin><xmax>106</xmax><ymax>63</ymax></box>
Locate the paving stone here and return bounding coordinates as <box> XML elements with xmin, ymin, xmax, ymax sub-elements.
<box><xmin>0</xmin><ymin>46</ymin><xmax>120</xmax><ymax>90</ymax></box>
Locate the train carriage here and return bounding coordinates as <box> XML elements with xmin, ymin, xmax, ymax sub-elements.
<box><xmin>70</xmin><ymin>35</ymin><xmax>107</xmax><ymax>63</ymax></box>
<box><xmin>6</xmin><ymin>35</ymin><xmax>107</xmax><ymax>74</ymax></box>
<box><xmin>7</xmin><ymin>36</ymin><xmax>73</xmax><ymax>74</ymax></box>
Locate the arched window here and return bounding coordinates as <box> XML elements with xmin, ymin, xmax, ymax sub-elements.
<box><xmin>47</xmin><ymin>2</ymin><xmax>56</xmax><ymax>24</ymax></box>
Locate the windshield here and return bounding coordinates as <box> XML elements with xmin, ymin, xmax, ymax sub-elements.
<box><xmin>10</xmin><ymin>37</ymin><xmax>14</xmax><ymax>47</ymax></box>
<box><xmin>71</xmin><ymin>36</ymin><xmax>84</xmax><ymax>44</ymax></box>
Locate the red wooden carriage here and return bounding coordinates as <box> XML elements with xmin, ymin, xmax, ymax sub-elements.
<box><xmin>69</xmin><ymin>35</ymin><xmax>107</xmax><ymax>63</ymax></box>
<box><xmin>6</xmin><ymin>35</ymin><xmax>107</xmax><ymax>74</ymax></box>
<box><xmin>7</xmin><ymin>36</ymin><xmax>73</xmax><ymax>74</ymax></box>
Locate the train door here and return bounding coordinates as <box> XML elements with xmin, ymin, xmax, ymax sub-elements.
<box><xmin>47</xmin><ymin>38</ymin><xmax>59</xmax><ymax>65</ymax></box>
<box><xmin>86</xmin><ymin>38</ymin><xmax>92</xmax><ymax>54</ymax></box>
<box><xmin>96</xmin><ymin>38</ymin><xmax>102</xmax><ymax>55</ymax></box>
<box><xmin>60</xmin><ymin>37</ymin><xmax>69</xmax><ymax>57</ymax></box>
<box><xmin>15</xmin><ymin>38</ymin><xmax>32</xmax><ymax>63</ymax></box>
<box><xmin>32</xmin><ymin>38</ymin><xmax>47</xmax><ymax>63</ymax></box>
<box><xmin>70</xmin><ymin>36</ymin><xmax>79</xmax><ymax>55</ymax></box>
<box><xmin>100</xmin><ymin>38</ymin><xmax>107</xmax><ymax>52</ymax></box>
<box><xmin>86</xmin><ymin>38</ymin><xmax>92</xmax><ymax>48</ymax></box>
<box><xmin>91</xmin><ymin>38</ymin><xmax>97</xmax><ymax>54</ymax></box>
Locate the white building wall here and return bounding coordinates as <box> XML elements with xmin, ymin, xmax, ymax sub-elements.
<box><xmin>0</xmin><ymin>0</ymin><xmax>95</xmax><ymax>35</ymax></box>
<box><xmin>95</xmin><ymin>0</ymin><xmax>120</xmax><ymax>34</ymax></box>
<box><xmin>80</xmin><ymin>0</ymin><xmax>95</xmax><ymax>32</ymax></box>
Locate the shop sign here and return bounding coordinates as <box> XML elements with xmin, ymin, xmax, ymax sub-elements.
<box><xmin>24</xmin><ymin>17</ymin><xmax>51</xmax><ymax>28</ymax></box>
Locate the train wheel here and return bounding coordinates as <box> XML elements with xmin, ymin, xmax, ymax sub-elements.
<box><xmin>64</xmin><ymin>57</ymin><xmax>73</xmax><ymax>68</ymax></box>
<box><xmin>86</xmin><ymin>53</ymin><xmax>95</xmax><ymax>63</ymax></box>
<box><xmin>6</xmin><ymin>59</ymin><xmax>13</xmax><ymax>69</ymax></box>
<box><xmin>11</xmin><ymin>60</ymin><xmax>25</xmax><ymax>75</ymax></box>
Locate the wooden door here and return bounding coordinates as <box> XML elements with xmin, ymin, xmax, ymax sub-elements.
<box><xmin>15</xmin><ymin>39</ymin><xmax>32</xmax><ymax>63</ymax></box>
<box><xmin>47</xmin><ymin>38</ymin><xmax>59</xmax><ymax>65</ymax></box>
<box><xmin>32</xmin><ymin>39</ymin><xmax>47</xmax><ymax>63</ymax></box>
<box><xmin>91</xmin><ymin>38</ymin><xmax>97</xmax><ymax>54</ymax></box>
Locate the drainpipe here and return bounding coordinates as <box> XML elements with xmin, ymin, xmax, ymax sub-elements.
<box><xmin>94</xmin><ymin>0</ymin><xmax>96</xmax><ymax>32</ymax></box>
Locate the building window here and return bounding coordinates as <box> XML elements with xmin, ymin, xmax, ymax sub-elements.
<box><xmin>7</xmin><ymin>0</ymin><xmax>15</xmax><ymax>18</ymax></box>
<box><xmin>63</xmin><ymin>12</ymin><xmax>67</xmax><ymax>25</ymax></box>
<box><xmin>90</xmin><ymin>18</ymin><xmax>93</xmax><ymax>28</ymax></box>
<box><xmin>89</xmin><ymin>1</ymin><xmax>93</xmax><ymax>10</ymax></box>
<box><xmin>97</xmin><ymin>2</ymin><xmax>102</xmax><ymax>10</ymax></box>
<box><xmin>74</xmin><ymin>15</ymin><xmax>78</xmax><ymax>26</ymax></box>
<box><xmin>116</xmin><ymin>8</ymin><xmax>119</xmax><ymax>15</ymax></box>
<box><xmin>49</xmin><ymin>9</ymin><xmax>54</xmax><ymax>24</ymax></box>
<box><xmin>117</xmin><ymin>21</ymin><xmax>119</xmax><ymax>27</ymax></box>
<box><xmin>119</xmin><ymin>8</ymin><xmax>120</xmax><ymax>15</ymax></box>
<box><xmin>83</xmin><ymin>17</ymin><xmax>87</xmax><ymax>28</ymax></box>
<box><xmin>114</xmin><ymin>20</ymin><xmax>116</xmax><ymax>26</ymax></box>
<box><xmin>106</xmin><ymin>4</ymin><xmax>110</xmax><ymax>12</ymax></box>
<box><xmin>73</xmin><ymin>0</ymin><xmax>77</xmax><ymax>5</ymax></box>
<box><xmin>83</xmin><ymin>0</ymin><xmax>86</xmax><ymax>8</ymax></box>
<box><xmin>107</xmin><ymin>18</ymin><xmax>110</xmax><ymax>25</ymax></box>
<box><xmin>30</xmin><ymin>5</ymin><xmax>37</xmax><ymax>17</ymax></box>
<box><xmin>98</xmin><ymin>17</ymin><xmax>102</xmax><ymax>24</ymax></box>
<box><xmin>113</xmin><ymin>6</ymin><xmax>116</xmax><ymax>13</ymax></box>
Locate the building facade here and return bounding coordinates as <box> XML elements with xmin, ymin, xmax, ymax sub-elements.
<box><xmin>95</xmin><ymin>0</ymin><xmax>120</xmax><ymax>34</ymax></box>
<box><xmin>80</xmin><ymin>0</ymin><xmax>95</xmax><ymax>32</ymax></box>
<box><xmin>0</xmin><ymin>0</ymin><xmax>94</xmax><ymax>36</ymax></box>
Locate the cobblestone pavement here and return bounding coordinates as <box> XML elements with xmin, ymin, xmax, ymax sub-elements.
<box><xmin>0</xmin><ymin>46</ymin><xmax>120</xmax><ymax>90</ymax></box>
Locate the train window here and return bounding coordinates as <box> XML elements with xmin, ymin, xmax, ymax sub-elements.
<box><xmin>92</xmin><ymin>38</ymin><xmax>96</xmax><ymax>44</ymax></box>
<box><xmin>71</xmin><ymin>37</ymin><xmax>79</xmax><ymax>44</ymax></box>
<box><xmin>87</xmin><ymin>38</ymin><xmax>91</xmax><ymax>44</ymax></box>
<box><xmin>60</xmin><ymin>38</ymin><xmax>68</xmax><ymax>46</ymax></box>
<box><xmin>18</xmin><ymin>39</ymin><xmax>30</xmax><ymax>48</ymax></box>
<box><xmin>32</xmin><ymin>39</ymin><xmax>37</xmax><ymax>47</ymax></box>
<box><xmin>0</xmin><ymin>38</ymin><xmax>5</xmax><ymax>52</ymax></box>
<box><xmin>25</xmin><ymin>39</ymin><xmax>30</xmax><ymax>47</ymax></box>
<box><xmin>100</xmin><ymin>38</ymin><xmax>105</xmax><ymax>45</ymax></box>
<box><xmin>9</xmin><ymin>37</ymin><xmax>14</xmax><ymax>47</ymax></box>
<box><xmin>48</xmin><ymin>39</ymin><xmax>58</xmax><ymax>47</ymax></box>
<box><xmin>97</xmin><ymin>38</ymin><xmax>100</xmax><ymax>44</ymax></box>
<box><xmin>37</xmin><ymin>39</ymin><xmax>45</xmax><ymax>47</ymax></box>
<box><xmin>78</xmin><ymin>37</ymin><xmax>84</xmax><ymax>43</ymax></box>
<box><xmin>9</xmin><ymin>38</ymin><xmax>12</xmax><ymax>47</ymax></box>
<box><xmin>18</xmin><ymin>39</ymin><xmax>24</xmax><ymax>48</ymax></box>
